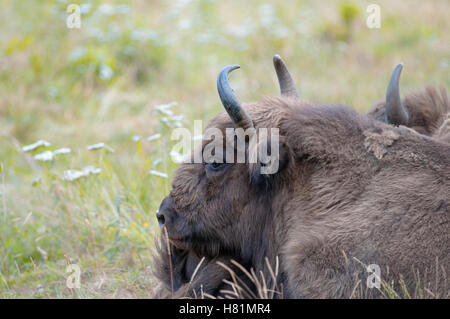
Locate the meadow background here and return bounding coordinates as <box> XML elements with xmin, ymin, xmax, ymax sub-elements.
<box><xmin>0</xmin><ymin>0</ymin><xmax>448</xmax><ymax>298</ymax></box>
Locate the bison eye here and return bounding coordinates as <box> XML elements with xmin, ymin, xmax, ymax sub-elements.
<box><xmin>206</xmin><ymin>161</ymin><xmax>227</xmax><ymax>171</ymax></box>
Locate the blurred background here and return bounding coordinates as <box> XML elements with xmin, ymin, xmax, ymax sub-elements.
<box><xmin>0</xmin><ymin>0</ymin><xmax>448</xmax><ymax>298</ymax></box>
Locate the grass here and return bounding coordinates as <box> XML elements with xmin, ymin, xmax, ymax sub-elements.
<box><xmin>0</xmin><ymin>0</ymin><xmax>449</xmax><ymax>298</ymax></box>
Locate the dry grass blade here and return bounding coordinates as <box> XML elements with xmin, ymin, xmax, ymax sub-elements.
<box><xmin>265</xmin><ymin>256</ymin><xmax>280</xmax><ymax>299</ymax></box>
<box><xmin>217</xmin><ymin>261</ymin><xmax>258</xmax><ymax>299</ymax></box>
<box><xmin>202</xmin><ymin>292</ymin><xmax>216</xmax><ymax>299</ymax></box>
<box><xmin>221</xmin><ymin>279</ymin><xmax>244</xmax><ymax>298</ymax></box>
<box><xmin>163</xmin><ymin>227</ymin><xmax>174</xmax><ymax>297</ymax></box>
<box><xmin>349</xmin><ymin>279</ymin><xmax>361</xmax><ymax>299</ymax></box>
<box><xmin>230</xmin><ymin>259</ymin><xmax>255</xmax><ymax>284</ymax></box>
<box><xmin>189</xmin><ymin>257</ymin><xmax>205</xmax><ymax>284</ymax></box>
<box><xmin>259</xmin><ymin>270</ymin><xmax>270</xmax><ymax>298</ymax></box>
<box><xmin>216</xmin><ymin>258</ymin><xmax>284</xmax><ymax>299</ymax></box>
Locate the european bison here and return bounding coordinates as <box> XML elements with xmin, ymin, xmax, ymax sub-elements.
<box><xmin>153</xmin><ymin>55</ymin><xmax>299</xmax><ymax>299</ymax></box>
<box><xmin>153</xmin><ymin>57</ymin><xmax>449</xmax><ymax>298</ymax></box>
<box><xmin>272</xmin><ymin>58</ymin><xmax>450</xmax><ymax>140</ymax></box>
<box><xmin>367</xmin><ymin>63</ymin><xmax>449</xmax><ymax>139</ymax></box>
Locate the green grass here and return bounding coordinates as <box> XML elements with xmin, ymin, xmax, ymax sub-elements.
<box><xmin>0</xmin><ymin>0</ymin><xmax>449</xmax><ymax>298</ymax></box>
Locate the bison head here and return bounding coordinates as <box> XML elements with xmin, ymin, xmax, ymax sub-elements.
<box><xmin>368</xmin><ymin>64</ymin><xmax>449</xmax><ymax>136</ymax></box>
<box><xmin>157</xmin><ymin>58</ymin><xmax>297</xmax><ymax>264</ymax></box>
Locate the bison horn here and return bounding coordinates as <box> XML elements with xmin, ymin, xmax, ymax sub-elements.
<box><xmin>273</xmin><ymin>54</ymin><xmax>299</xmax><ymax>97</ymax></box>
<box><xmin>217</xmin><ymin>65</ymin><xmax>254</xmax><ymax>129</ymax></box>
<box><xmin>385</xmin><ymin>63</ymin><xmax>409</xmax><ymax>126</ymax></box>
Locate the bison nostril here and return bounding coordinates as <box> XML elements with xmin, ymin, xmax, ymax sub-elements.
<box><xmin>156</xmin><ymin>210</ymin><xmax>165</xmax><ymax>228</ymax></box>
<box><xmin>157</xmin><ymin>214</ymin><xmax>165</xmax><ymax>227</ymax></box>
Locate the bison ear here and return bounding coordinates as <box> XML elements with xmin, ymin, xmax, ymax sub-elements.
<box><xmin>249</xmin><ymin>134</ymin><xmax>291</xmax><ymax>189</ymax></box>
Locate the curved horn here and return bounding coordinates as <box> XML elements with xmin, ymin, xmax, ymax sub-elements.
<box><xmin>385</xmin><ymin>63</ymin><xmax>409</xmax><ymax>125</ymax></box>
<box><xmin>217</xmin><ymin>65</ymin><xmax>254</xmax><ymax>129</ymax></box>
<box><xmin>273</xmin><ymin>54</ymin><xmax>299</xmax><ymax>97</ymax></box>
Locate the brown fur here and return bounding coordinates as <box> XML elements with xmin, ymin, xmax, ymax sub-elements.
<box><xmin>154</xmin><ymin>96</ymin><xmax>450</xmax><ymax>298</ymax></box>
<box><xmin>434</xmin><ymin>112</ymin><xmax>450</xmax><ymax>143</ymax></box>
<box><xmin>153</xmin><ymin>234</ymin><xmax>254</xmax><ymax>298</ymax></box>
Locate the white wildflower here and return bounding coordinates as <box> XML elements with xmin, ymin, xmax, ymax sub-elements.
<box><xmin>33</xmin><ymin>148</ymin><xmax>71</xmax><ymax>162</ymax></box>
<box><xmin>178</xmin><ymin>19</ymin><xmax>192</xmax><ymax>31</ymax></box>
<box><xmin>96</xmin><ymin>4</ymin><xmax>115</xmax><ymax>16</ymax></box>
<box><xmin>155</xmin><ymin>101</ymin><xmax>177</xmax><ymax>116</ymax></box>
<box><xmin>99</xmin><ymin>64</ymin><xmax>114</xmax><ymax>81</ymax></box>
<box><xmin>22</xmin><ymin>140</ymin><xmax>51</xmax><ymax>152</ymax></box>
<box><xmin>147</xmin><ymin>134</ymin><xmax>161</xmax><ymax>142</ymax></box>
<box><xmin>53</xmin><ymin>148</ymin><xmax>71</xmax><ymax>155</ymax></box>
<box><xmin>170</xmin><ymin>150</ymin><xmax>188</xmax><ymax>163</ymax></box>
<box><xmin>161</xmin><ymin>115</ymin><xmax>184</xmax><ymax>127</ymax></box>
<box><xmin>80</xmin><ymin>3</ymin><xmax>92</xmax><ymax>14</ymax></box>
<box><xmin>87</xmin><ymin>142</ymin><xmax>115</xmax><ymax>153</ymax></box>
<box><xmin>63</xmin><ymin>170</ymin><xmax>84</xmax><ymax>181</ymax></box>
<box><xmin>63</xmin><ymin>166</ymin><xmax>102</xmax><ymax>182</ymax></box>
<box><xmin>149</xmin><ymin>170</ymin><xmax>168</xmax><ymax>178</ymax></box>
<box><xmin>33</xmin><ymin>151</ymin><xmax>54</xmax><ymax>162</ymax></box>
